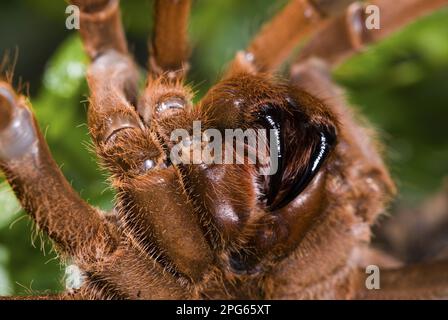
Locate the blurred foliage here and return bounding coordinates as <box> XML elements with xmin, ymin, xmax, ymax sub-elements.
<box><xmin>0</xmin><ymin>0</ymin><xmax>447</xmax><ymax>295</ymax></box>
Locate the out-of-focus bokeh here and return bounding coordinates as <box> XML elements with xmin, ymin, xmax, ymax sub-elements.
<box><xmin>0</xmin><ymin>0</ymin><xmax>447</xmax><ymax>295</ymax></box>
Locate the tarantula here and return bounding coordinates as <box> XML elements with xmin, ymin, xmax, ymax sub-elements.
<box><xmin>1</xmin><ymin>0</ymin><xmax>448</xmax><ymax>299</ymax></box>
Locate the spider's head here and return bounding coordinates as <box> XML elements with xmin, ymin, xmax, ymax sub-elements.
<box><xmin>92</xmin><ymin>69</ymin><xmax>344</xmax><ymax>280</ymax></box>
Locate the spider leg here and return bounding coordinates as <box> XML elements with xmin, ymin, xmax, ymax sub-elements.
<box><xmin>226</xmin><ymin>0</ymin><xmax>448</xmax><ymax>75</ymax></box>
<box><xmin>0</xmin><ymin>82</ymin><xmax>119</xmax><ymax>261</ymax></box>
<box><xmin>85</xmin><ymin>50</ymin><xmax>143</xmax><ymax>146</ymax></box>
<box><xmin>296</xmin><ymin>0</ymin><xmax>448</xmax><ymax>67</ymax></box>
<box><xmin>225</xmin><ymin>0</ymin><xmax>356</xmax><ymax>76</ymax></box>
<box><xmin>2</xmin><ymin>59</ymin><xmax>193</xmax><ymax>297</ymax></box>
<box><xmin>138</xmin><ymin>0</ymin><xmax>193</xmax><ymax>124</ymax></box>
<box><xmin>70</xmin><ymin>0</ymin><xmax>127</xmax><ymax>59</ymax></box>
<box><xmin>81</xmin><ymin>32</ymin><xmax>212</xmax><ymax>285</ymax></box>
<box><xmin>68</xmin><ymin>0</ymin><xmax>143</xmax><ymax>145</ymax></box>
<box><xmin>77</xmin><ymin>242</ymin><xmax>191</xmax><ymax>299</ymax></box>
<box><xmin>149</xmin><ymin>0</ymin><xmax>192</xmax><ymax>78</ymax></box>
<box><xmin>69</xmin><ymin>0</ymin><xmax>214</xmax><ymax>289</ymax></box>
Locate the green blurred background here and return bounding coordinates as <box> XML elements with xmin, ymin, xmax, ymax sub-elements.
<box><xmin>0</xmin><ymin>0</ymin><xmax>447</xmax><ymax>296</ymax></box>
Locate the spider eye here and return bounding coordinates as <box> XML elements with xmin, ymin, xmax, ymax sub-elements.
<box><xmin>257</xmin><ymin>102</ymin><xmax>336</xmax><ymax>211</ymax></box>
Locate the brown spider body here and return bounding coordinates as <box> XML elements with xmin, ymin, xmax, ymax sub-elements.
<box><xmin>1</xmin><ymin>0</ymin><xmax>448</xmax><ymax>300</ymax></box>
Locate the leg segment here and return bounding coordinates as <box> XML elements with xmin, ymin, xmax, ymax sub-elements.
<box><xmin>85</xmin><ymin>50</ymin><xmax>143</xmax><ymax>146</ymax></box>
<box><xmin>0</xmin><ymin>83</ymin><xmax>118</xmax><ymax>260</ymax></box>
<box><xmin>70</xmin><ymin>0</ymin><xmax>145</xmax><ymax>147</ymax></box>
<box><xmin>225</xmin><ymin>0</ymin><xmax>356</xmax><ymax>76</ymax></box>
<box><xmin>149</xmin><ymin>0</ymin><xmax>192</xmax><ymax>78</ymax></box>
<box><xmin>139</xmin><ymin>0</ymin><xmax>194</xmax><ymax>125</ymax></box>
<box><xmin>70</xmin><ymin>0</ymin><xmax>128</xmax><ymax>59</ymax></box>
<box><xmin>297</xmin><ymin>0</ymin><xmax>448</xmax><ymax>67</ymax></box>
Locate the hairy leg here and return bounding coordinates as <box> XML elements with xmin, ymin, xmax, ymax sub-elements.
<box><xmin>0</xmin><ymin>83</ymin><xmax>118</xmax><ymax>261</ymax></box>
<box><xmin>226</xmin><ymin>0</ymin><xmax>447</xmax><ymax>76</ymax></box>
<box><xmin>86</xmin><ymin>50</ymin><xmax>143</xmax><ymax>145</ymax></box>
<box><xmin>296</xmin><ymin>0</ymin><xmax>448</xmax><ymax>67</ymax></box>
<box><xmin>149</xmin><ymin>0</ymin><xmax>192</xmax><ymax>78</ymax></box>
<box><xmin>69</xmin><ymin>0</ymin><xmax>146</xmax><ymax>145</ymax></box>
<box><xmin>67</xmin><ymin>0</ymin><xmax>202</xmax><ymax>296</ymax></box>
<box><xmin>139</xmin><ymin>0</ymin><xmax>193</xmax><ymax>126</ymax></box>
<box><xmin>1</xmin><ymin>56</ymin><xmax>193</xmax><ymax>299</ymax></box>
<box><xmin>225</xmin><ymin>0</ymin><xmax>356</xmax><ymax>76</ymax></box>
<box><xmin>70</xmin><ymin>0</ymin><xmax>127</xmax><ymax>59</ymax></box>
<box><xmin>75</xmin><ymin>1</ymin><xmax>212</xmax><ymax>289</ymax></box>
<box><xmin>1</xmin><ymin>1</ymin><xmax>166</xmax><ymax>300</ymax></box>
